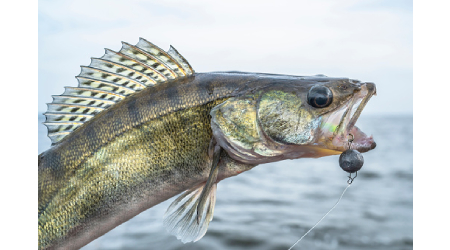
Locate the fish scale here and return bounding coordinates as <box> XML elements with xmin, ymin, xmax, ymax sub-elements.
<box><xmin>39</xmin><ymin>101</ymin><xmax>234</xmax><ymax>248</ymax></box>
<box><xmin>39</xmin><ymin>39</ymin><xmax>377</xmax><ymax>250</ymax></box>
<box><xmin>38</xmin><ymin>73</ymin><xmax>257</xmax><ymax>249</ymax></box>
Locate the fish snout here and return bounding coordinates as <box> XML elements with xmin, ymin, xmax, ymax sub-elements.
<box><xmin>364</xmin><ymin>82</ymin><xmax>377</xmax><ymax>95</ymax></box>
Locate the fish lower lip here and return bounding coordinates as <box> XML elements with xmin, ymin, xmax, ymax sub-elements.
<box><xmin>349</xmin><ymin>126</ymin><xmax>376</xmax><ymax>152</ymax></box>
<box><xmin>331</xmin><ymin>125</ymin><xmax>375</xmax><ymax>152</ymax></box>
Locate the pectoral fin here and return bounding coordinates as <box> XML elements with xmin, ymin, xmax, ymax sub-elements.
<box><xmin>163</xmin><ymin>145</ymin><xmax>221</xmax><ymax>243</ymax></box>
<box><xmin>196</xmin><ymin>145</ymin><xmax>221</xmax><ymax>224</ymax></box>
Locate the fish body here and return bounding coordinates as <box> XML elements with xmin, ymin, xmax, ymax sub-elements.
<box><xmin>39</xmin><ymin>73</ymin><xmax>252</xmax><ymax>249</ymax></box>
<box><xmin>38</xmin><ymin>39</ymin><xmax>376</xmax><ymax>249</ymax></box>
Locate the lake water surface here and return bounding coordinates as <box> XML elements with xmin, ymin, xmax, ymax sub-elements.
<box><xmin>38</xmin><ymin>114</ymin><xmax>413</xmax><ymax>250</ymax></box>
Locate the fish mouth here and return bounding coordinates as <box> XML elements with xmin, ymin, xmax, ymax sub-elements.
<box><xmin>320</xmin><ymin>82</ymin><xmax>377</xmax><ymax>153</ymax></box>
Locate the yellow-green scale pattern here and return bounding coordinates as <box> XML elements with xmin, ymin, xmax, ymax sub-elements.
<box><xmin>38</xmin><ymin>98</ymin><xmax>229</xmax><ymax>249</ymax></box>
<box><xmin>38</xmin><ymin>72</ymin><xmax>268</xmax><ymax>249</ymax></box>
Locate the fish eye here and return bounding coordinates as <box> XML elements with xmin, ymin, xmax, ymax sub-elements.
<box><xmin>307</xmin><ymin>85</ymin><xmax>333</xmax><ymax>108</ymax></box>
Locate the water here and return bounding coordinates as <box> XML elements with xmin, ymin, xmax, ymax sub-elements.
<box><xmin>38</xmin><ymin>114</ymin><xmax>413</xmax><ymax>250</ymax></box>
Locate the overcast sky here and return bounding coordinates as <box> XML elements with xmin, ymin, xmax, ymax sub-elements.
<box><xmin>38</xmin><ymin>0</ymin><xmax>412</xmax><ymax>115</ymax></box>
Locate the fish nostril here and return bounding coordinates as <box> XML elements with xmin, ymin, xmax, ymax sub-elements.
<box><xmin>350</xmin><ymin>82</ymin><xmax>362</xmax><ymax>90</ymax></box>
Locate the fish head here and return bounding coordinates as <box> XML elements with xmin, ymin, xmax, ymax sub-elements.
<box><xmin>258</xmin><ymin>77</ymin><xmax>377</xmax><ymax>153</ymax></box>
<box><xmin>313</xmin><ymin>79</ymin><xmax>377</xmax><ymax>154</ymax></box>
<box><xmin>211</xmin><ymin>75</ymin><xmax>377</xmax><ymax>164</ymax></box>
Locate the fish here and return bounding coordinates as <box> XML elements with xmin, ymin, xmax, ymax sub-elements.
<box><xmin>38</xmin><ymin>38</ymin><xmax>377</xmax><ymax>250</ymax></box>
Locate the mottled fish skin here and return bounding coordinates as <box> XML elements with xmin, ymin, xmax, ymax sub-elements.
<box><xmin>38</xmin><ymin>72</ymin><xmax>264</xmax><ymax>249</ymax></box>
<box><xmin>38</xmin><ymin>71</ymin><xmax>374</xmax><ymax>249</ymax></box>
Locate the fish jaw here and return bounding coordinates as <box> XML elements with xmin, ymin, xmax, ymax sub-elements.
<box><xmin>320</xmin><ymin>82</ymin><xmax>377</xmax><ymax>153</ymax></box>
<box><xmin>211</xmin><ymin>80</ymin><xmax>377</xmax><ymax>164</ymax></box>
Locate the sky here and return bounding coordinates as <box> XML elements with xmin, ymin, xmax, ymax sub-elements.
<box><xmin>6</xmin><ymin>1</ymin><xmax>449</xmax><ymax>249</ymax></box>
<box><xmin>38</xmin><ymin>0</ymin><xmax>412</xmax><ymax>115</ymax></box>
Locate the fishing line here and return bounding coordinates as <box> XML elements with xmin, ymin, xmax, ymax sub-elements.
<box><xmin>288</xmin><ymin>134</ymin><xmax>362</xmax><ymax>250</ymax></box>
<box><xmin>287</xmin><ymin>183</ymin><xmax>351</xmax><ymax>250</ymax></box>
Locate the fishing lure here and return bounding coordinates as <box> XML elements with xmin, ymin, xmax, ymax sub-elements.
<box><xmin>340</xmin><ymin>134</ymin><xmax>364</xmax><ymax>174</ymax></box>
<box><xmin>288</xmin><ymin>135</ymin><xmax>365</xmax><ymax>249</ymax></box>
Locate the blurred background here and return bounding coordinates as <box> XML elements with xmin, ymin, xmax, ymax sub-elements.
<box><xmin>38</xmin><ymin>0</ymin><xmax>412</xmax><ymax>249</ymax></box>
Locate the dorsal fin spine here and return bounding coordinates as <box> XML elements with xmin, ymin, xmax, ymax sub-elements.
<box><xmin>47</xmin><ymin>103</ymin><xmax>105</xmax><ymax>112</ymax></box>
<box><xmin>44</xmin><ymin>112</ymin><xmax>94</xmax><ymax>117</ymax></box>
<box><xmin>48</xmin><ymin>131</ymin><xmax>71</xmax><ymax>136</ymax></box>
<box><xmin>88</xmin><ymin>58</ymin><xmax>157</xmax><ymax>86</ymax></box>
<box><xmin>79</xmin><ymin>66</ymin><xmax>147</xmax><ymax>89</ymax></box>
<box><xmin>120</xmin><ymin>42</ymin><xmax>178</xmax><ymax>79</ymax></box>
<box><xmin>168</xmin><ymin>45</ymin><xmax>194</xmax><ymax>75</ymax></box>
<box><xmin>62</xmin><ymin>87</ymin><xmax>125</xmax><ymax>104</ymax></box>
<box><xmin>63</xmin><ymin>86</ymin><xmax>127</xmax><ymax>98</ymax></box>
<box><xmin>44</xmin><ymin>121</ymin><xmax>84</xmax><ymax>125</ymax></box>
<box><xmin>44</xmin><ymin>39</ymin><xmax>194</xmax><ymax>145</ymax></box>
<box><xmin>75</xmin><ymin>76</ymin><xmax>137</xmax><ymax>96</ymax></box>
<box><xmin>51</xmin><ymin>95</ymin><xmax>116</xmax><ymax>109</ymax></box>
<box><xmin>44</xmin><ymin>112</ymin><xmax>94</xmax><ymax>123</ymax></box>
<box><xmin>51</xmin><ymin>95</ymin><xmax>116</xmax><ymax>103</ymax></box>
<box><xmin>77</xmin><ymin>69</ymin><xmax>143</xmax><ymax>92</ymax></box>
<box><xmin>137</xmin><ymin>37</ymin><xmax>187</xmax><ymax>77</ymax></box>
<box><xmin>103</xmin><ymin>49</ymin><xmax>168</xmax><ymax>82</ymax></box>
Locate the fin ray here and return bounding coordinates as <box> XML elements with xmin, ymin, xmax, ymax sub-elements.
<box><xmin>89</xmin><ymin>58</ymin><xmax>157</xmax><ymax>86</ymax></box>
<box><xmin>46</xmin><ymin>103</ymin><xmax>105</xmax><ymax>115</ymax></box>
<box><xmin>102</xmin><ymin>49</ymin><xmax>168</xmax><ymax>82</ymax></box>
<box><xmin>136</xmin><ymin>38</ymin><xmax>187</xmax><ymax>77</ymax></box>
<box><xmin>75</xmin><ymin>76</ymin><xmax>137</xmax><ymax>95</ymax></box>
<box><xmin>62</xmin><ymin>86</ymin><xmax>126</xmax><ymax>102</ymax></box>
<box><xmin>44</xmin><ymin>38</ymin><xmax>194</xmax><ymax>145</ymax></box>
<box><xmin>79</xmin><ymin>66</ymin><xmax>147</xmax><ymax>90</ymax></box>
<box><xmin>168</xmin><ymin>45</ymin><xmax>194</xmax><ymax>75</ymax></box>
<box><xmin>163</xmin><ymin>184</ymin><xmax>217</xmax><ymax>243</ymax></box>
<box><xmin>119</xmin><ymin>42</ymin><xmax>178</xmax><ymax>80</ymax></box>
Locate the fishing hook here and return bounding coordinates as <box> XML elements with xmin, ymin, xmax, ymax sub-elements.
<box><xmin>347</xmin><ymin>133</ymin><xmax>354</xmax><ymax>150</ymax></box>
<box><xmin>346</xmin><ymin>133</ymin><xmax>357</xmax><ymax>184</ymax></box>
<box><xmin>347</xmin><ymin>171</ymin><xmax>357</xmax><ymax>184</ymax></box>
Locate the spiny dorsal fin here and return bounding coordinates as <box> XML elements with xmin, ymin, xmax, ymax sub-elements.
<box><xmin>44</xmin><ymin>38</ymin><xmax>194</xmax><ymax>145</ymax></box>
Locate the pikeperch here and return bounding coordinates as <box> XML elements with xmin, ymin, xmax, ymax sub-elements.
<box><xmin>38</xmin><ymin>38</ymin><xmax>377</xmax><ymax>249</ymax></box>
